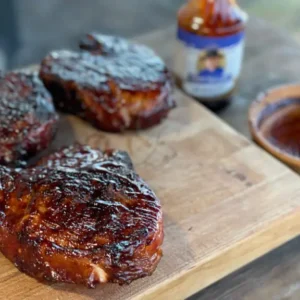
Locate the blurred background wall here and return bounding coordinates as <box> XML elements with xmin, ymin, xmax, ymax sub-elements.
<box><xmin>0</xmin><ymin>0</ymin><xmax>299</xmax><ymax>69</ymax></box>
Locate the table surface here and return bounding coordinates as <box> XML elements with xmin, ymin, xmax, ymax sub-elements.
<box><xmin>190</xmin><ymin>5</ymin><xmax>300</xmax><ymax>300</ymax></box>
<box><xmin>7</xmin><ymin>1</ymin><xmax>300</xmax><ymax>299</ymax></box>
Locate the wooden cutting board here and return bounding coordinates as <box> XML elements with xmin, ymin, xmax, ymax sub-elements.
<box><xmin>3</xmin><ymin>22</ymin><xmax>300</xmax><ymax>300</ymax></box>
<box><xmin>2</xmin><ymin>91</ymin><xmax>300</xmax><ymax>300</ymax></box>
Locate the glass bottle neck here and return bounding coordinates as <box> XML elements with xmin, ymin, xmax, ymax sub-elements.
<box><xmin>190</xmin><ymin>0</ymin><xmax>238</xmax><ymax>12</ymax></box>
<box><xmin>190</xmin><ymin>0</ymin><xmax>246</xmax><ymax>25</ymax></box>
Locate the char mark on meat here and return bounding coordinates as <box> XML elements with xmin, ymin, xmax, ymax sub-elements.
<box><xmin>0</xmin><ymin>144</ymin><xmax>163</xmax><ymax>287</ymax></box>
<box><xmin>40</xmin><ymin>33</ymin><xmax>175</xmax><ymax>132</ymax></box>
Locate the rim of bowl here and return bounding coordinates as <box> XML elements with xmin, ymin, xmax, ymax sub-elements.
<box><xmin>249</xmin><ymin>83</ymin><xmax>300</xmax><ymax>169</ymax></box>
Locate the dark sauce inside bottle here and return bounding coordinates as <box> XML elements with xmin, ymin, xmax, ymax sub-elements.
<box><xmin>201</xmin><ymin>95</ymin><xmax>233</xmax><ymax>112</ymax></box>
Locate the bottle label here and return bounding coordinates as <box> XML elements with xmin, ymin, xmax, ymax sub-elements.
<box><xmin>175</xmin><ymin>28</ymin><xmax>245</xmax><ymax>99</ymax></box>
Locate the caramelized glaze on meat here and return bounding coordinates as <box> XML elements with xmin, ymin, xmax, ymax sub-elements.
<box><xmin>40</xmin><ymin>33</ymin><xmax>175</xmax><ymax>132</ymax></box>
<box><xmin>0</xmin><ymin>71</ymin><xmax>58</xmax><ymax>166</ymax></box>
<box><xmin>0</xmin><ymin>144</ymin><xmax>163</xmax><ymax>287</ymax></box>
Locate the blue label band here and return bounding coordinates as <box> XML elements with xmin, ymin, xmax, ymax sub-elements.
<box><xmin>177</xmin><ymin>28</ymin><xmax>244</xmax><ymax>48</ymax></box>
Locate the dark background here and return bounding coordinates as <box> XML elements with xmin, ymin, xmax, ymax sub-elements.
<box><xmin>0</xmin><ymin>0</ymin><xmax>183</xmax><ymax>69</ymax></box>
<box><xmin>0</xmin><ymin>0</ymin><xmax>287</xmax><ymax>69</ymax></box>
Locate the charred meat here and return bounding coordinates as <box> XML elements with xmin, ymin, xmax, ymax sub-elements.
<box><xmin>0</xmin><ymin>71</ymin><xmax>58</xmax><ymax>167</ymax></box>
<box><xmin>0</xmin><ymin>144</ymin><xmax>163</xmax><ymax>287</ymax></box>
<box><xmin>40</xmin><ymin>33</ymin><xmax>175</xmax><ymax>132</ymax></box>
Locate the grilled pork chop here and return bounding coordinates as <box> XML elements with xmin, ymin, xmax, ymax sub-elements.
<box><xmin>0</xmin><ymin>144</ymin><xmax>163</xmax><ymax>287</ymax></box>
<box><xmin>0</xmin><ymin>71</ymin><xmax>58</xmax><ymax>167</ymax></box>
<box><xmin>39</xmin><ymin>33</ymin><xmax>175</xmax><ymax>132</ymax></box>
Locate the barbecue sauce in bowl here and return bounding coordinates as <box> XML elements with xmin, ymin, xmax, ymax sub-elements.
<box><xmin>249</xmin><ymin>85</ymin><xmax>300</xmax><ymax>170</ymax></box>
<box><xmin>260</xmin><ymin>99</ymin><xmax>300</xmax><ymax>157</ymax></box>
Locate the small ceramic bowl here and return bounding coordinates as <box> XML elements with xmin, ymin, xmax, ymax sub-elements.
<box><xmin>249</xmin><ymin>83</ymin><xmax>300</xmax><ymax>171</ymax></box>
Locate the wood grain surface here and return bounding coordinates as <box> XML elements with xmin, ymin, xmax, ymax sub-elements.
<box><xmin>2</xmin><ymin>91</ymin><xmax>300</xmax><ymax>300</ymax></box>
<box><xmin>2</xmin><ymin>18</ymin><xmax>300</xmax><ymax>300</ymax></box>
<box><xmin>187</xmin><ymin>18</ymin><xmax>300</xmax><ymax>300</ymax></box>
<box><xmin>190</xmin><ymin>235</ymin><xmax>300</xmax><ymax>300</ymax></box>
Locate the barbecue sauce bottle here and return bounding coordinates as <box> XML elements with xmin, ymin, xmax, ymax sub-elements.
<box><xmin>175</xmin><ymin>0</ymin><xmax>247</xmax><ymax>111</ymax></box>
